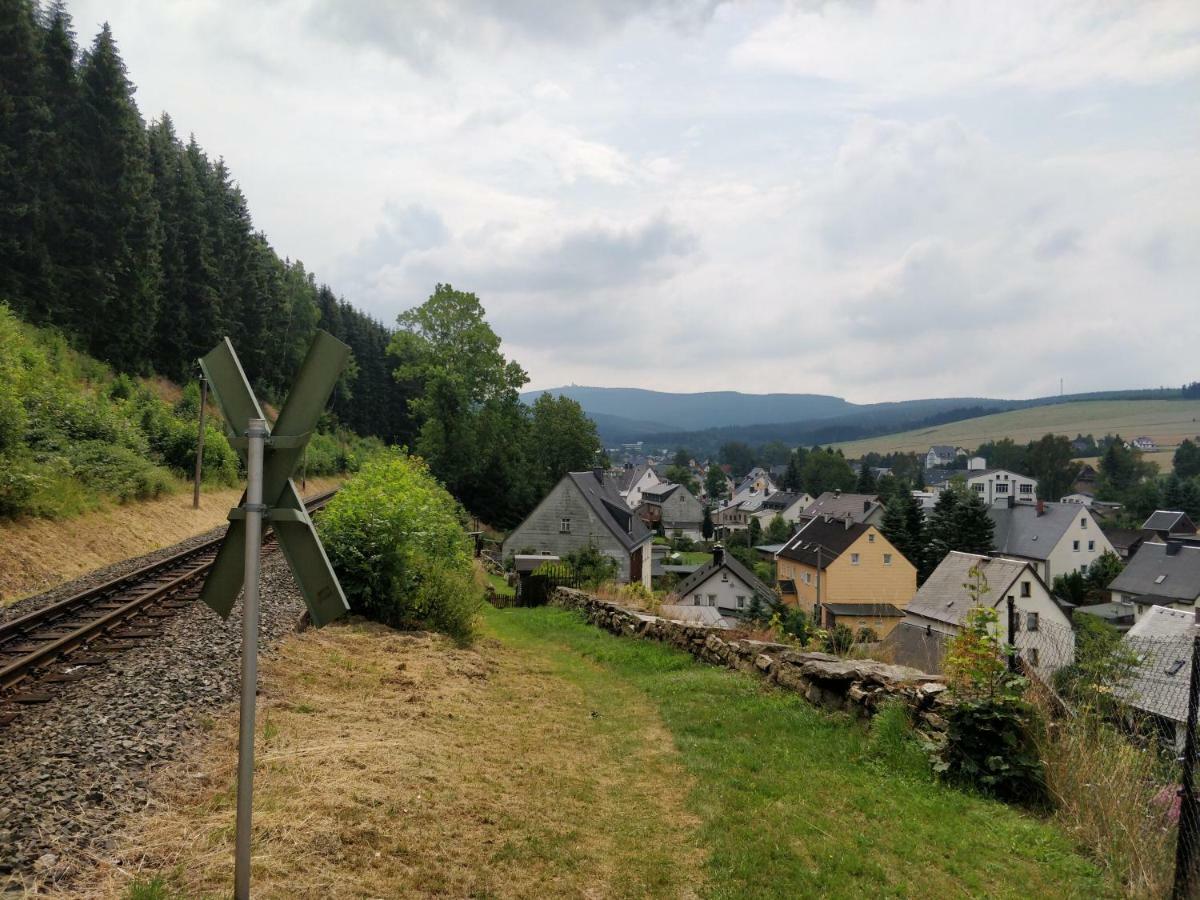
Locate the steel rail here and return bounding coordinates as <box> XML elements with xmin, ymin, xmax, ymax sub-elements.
<box><xmin>0</xmin><ymin>487</ymin><xmax>338</xmax><ymax>697</ymax></box>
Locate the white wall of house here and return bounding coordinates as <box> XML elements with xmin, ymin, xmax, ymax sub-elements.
<box><xmin>967</xmin><ymin>470</ymin><xmax>1038</xmax><ymax>505</ymax></box>
<box><xmin>996</xmin><ymin>569</ymin><xmax>1076</xmax><ymax>681</ymax></box>
<box><xmin>682</xmin><ymin>567</ymin><xmax>761</xmax><ymax>614</ymax></box>
<box><xmin>1045</xmin><ymin>509</ymin><xmax>1114</xmax><ymax>582</ymax></box>
<box><xmin>624</xmin><ymin>467</ymin><xmax>661</xmax><ymax>509</ymax></box>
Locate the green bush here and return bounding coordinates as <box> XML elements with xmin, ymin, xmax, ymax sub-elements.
<box><xmin>318</xmin><ymin>450</ymin><xmax>481</xmax><ymax>643</ymax></box>
<box><xmin>66</xmin><ymin>440</ymin><xmax>175</xmax><ymax>502</ymax></box>
<box><xmin>935</xmin><ymin>697</ymin><xmax>1045</xmax><ymax>805</ymax></box>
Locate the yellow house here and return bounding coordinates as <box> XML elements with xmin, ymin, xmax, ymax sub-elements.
<box><xmin>774</xmin><ymin>515</ymin><xmax>917</xmax><ymax>639</ymax></box>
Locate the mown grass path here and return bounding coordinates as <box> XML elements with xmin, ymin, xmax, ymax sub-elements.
<box><xmin>487</xmin><ymin>605</ymin><xmax>1110</xmax><ymax>899</ymax></box>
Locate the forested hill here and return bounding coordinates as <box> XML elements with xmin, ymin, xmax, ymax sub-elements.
<box><xmin>0</xmin><ymin>5</ymin><xmax>414</xmax><ymax>445</ymax></box>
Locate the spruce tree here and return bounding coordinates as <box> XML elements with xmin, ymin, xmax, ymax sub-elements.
<box><xmin>0</xmin><ymin>0</ymin><xmax>51</xmax><ymax>313</ymax></box>
<box><xmin>76</xmin><ymin>24</ymin><xmax>160</xmax><ymax>371</ymax></box>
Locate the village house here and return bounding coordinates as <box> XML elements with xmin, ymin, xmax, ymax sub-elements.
<box><xmin>638</xmin><ymin>482</ymin><xmax>705</xmax><ymax>540</ymax></box>
<box><xmin>1142</xmin><ymin>510</ymin><xmax>1198</xmax><ymax>540</ymax></box>
<box><xmin>988</xmin><ymin>500</ymin><xmax>1115</xmax><ymax>583</ymax></box>
<box><xmin>1116</xmin><ymin>605</ymin><xmax>1195</xmax><ymax>750</ymax></box>
<box><xmin>1108</xmin><ymin>540</ymin><xmax>1200</xmax><ymax>622</ymax></box>
<box><xmin>1129</xmin><ymin>436</ymin><xmax>1159</xmax><ymax>452</ymax></box>
<box><xmin>1101</xmin><ymin>525</ymin><xmax>1146</xmax><ymax>561</ymax></box>
<box><xmin>750</xmin><ymin>490</ymin><xmax>813</xmax><ymax>528</ymax></box>
<box><xmin>670</xmin><ymin>545</ymin><xmax>777</xmax><ymax>618</ymax></box>
<box><xmin>797</xmin><ymin>491</ymin><xmax>885</xmax><ymax>527</ymax></box>
<box><xmin>731</xmin><ymin>467</ymin><xmax>778</xmax><ymax>503</ymax></box>
<box><xmin>926</xmin><ymin>468</ymin><xmax>1039</xmax><ymax>506</ymax></box>
<box><xmin>888</xmin><ymin>552</ymin><xmax>1074</xmax><ymax>680</ymax></box>
<box><xmin>925</xmin><ymin>445</ymin><xmax>960</xmax><ymax>469</ymax></box>
<box><xmin>503</xmin><ymin>468</ymin><xmax>653</xmax><ymax>587</ymax></box>
<box><xmin>612</xmin><ymin>462</ymin><xmax>660</xmax><ymax>510</ymax></box>
<box><xmin>774</xmin><ymin>516</ymin><xmax>915</xmax><ymax>637</ymax></box>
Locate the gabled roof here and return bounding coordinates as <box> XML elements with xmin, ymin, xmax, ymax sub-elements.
<box><xmin>1101</xmin><ymin>526</ymin><xmax>1144</xmax><ymax>553</ymax></box>
<box><xmin>928</xmin><ymin>445</ymin><xmax>957</xmax><ymax>456</ymax></box>
<box><xmin>906</xmin><ymin>552</ymin><xmax>1037</xmax><ymax>628</ymax></box>
<box><xmin>1108</xmin><ymin>541</ymin><xmax>1200</xmax><ymax>602</ymax></box>
<box><xmin>565</xmin><ymin>471</ymin><xmax>653</xmax><ymax>551</ymax></box>
<box><xmin>613</xmin><ymin>463</ymin><xmax>654</xmax><ymax>493</ymax></box>
<box><xmin>1118</xmin><ymin>605</ymin><xmax>1195</xmax><ymax>723</ymax></box>
<box><xmin>777</xmin><ymin>515</ymin><xmax>868</xmax><ymax>568</ymax></box>
<box><xmin>964</xmin><ymin>468</ymin><xmax>1031</xmax><ymax>482</ymax></box>
<box><xmin>1142</xmin><ymin>510</ymin><xmax>1197</xmax><ymax>534</ymax></box>
<box><xmin>798</xmin><ymin>491</ymin><xmax>881</xmax><ymax>523</ymax></box>
<box><xmin>674</xmin><ymin>551</ymin><xmax>776</xmax><ymax>604</ymax></box>
<box><xmin>760</xmin><ymin>491</ymin><xmax>804</xmax><ymax>512</ymax></box>
<box><xmin>988</xmin><ymin>502</ymin><xmax>1091</xmax><ymax>561</ymax></box>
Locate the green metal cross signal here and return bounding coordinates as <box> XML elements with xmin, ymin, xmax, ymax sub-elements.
<box><xmin>198</xmin><ymin>331</ymin><xmax>351</xmax><ymax>627</ymax></box>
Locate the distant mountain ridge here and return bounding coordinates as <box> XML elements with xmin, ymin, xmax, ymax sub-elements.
<box><xmin>520</xmin><ymin>385</ymin><xmax>1180</xmax><ymax>451</ymax></box>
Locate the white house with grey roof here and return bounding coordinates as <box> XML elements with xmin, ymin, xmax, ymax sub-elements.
<box><xmin>988</xmin><ymin>501</ymin><xmax>1114</xmax><ymax>584</ymax></box>
<box><xmin>671</xmin><ymin>545</ymin><xmax>777</xmax><ymax>618</ymax></box>
<box><xmin>1108</xmin><ymin>540</ymin><xmax>1200</xmax><ymax>622</ymax></box>
<box><xmin>612</xmin><ymin>462</ymin><xmax>660</xmax><ymax>509</ymax></box>
<box><xmin>889</xmin><ymin>551</ymin><xmax>1073</xmax><ymax>679</ymax></box>
<box><xmin>504</xmin><ymin>469</ymin><xmax>653</xmax><ymax>587</ymax></box>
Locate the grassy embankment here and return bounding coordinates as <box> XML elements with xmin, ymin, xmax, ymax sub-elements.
<box><xmin>90</xmin><ymin>606</ymin><xmax>1109</xmax><ymax>899</ymax></box>
<box><xmin>833</xmin><ymin>398</ymin><xmax>1200</xmax><ymax>470</ymax></box>
<box><xmin>0</xmin><ymin>477</ymin><xmax>343</xmax><ymax>606</ymax></box>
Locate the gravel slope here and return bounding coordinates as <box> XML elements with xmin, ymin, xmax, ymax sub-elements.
<box><xmin>0</xmin><ymin>550</ymin><xmax>305</xmax><ymax>892</ymax></box>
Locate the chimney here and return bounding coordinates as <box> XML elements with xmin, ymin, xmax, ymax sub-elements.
<box><xmin>1167</xmin><ymin>540</ymin><xmax>1183</xmax><ymax>556</ymax></box>
<box><xmin>844</xmin><ymin>514</ymin><xmax>853</xmax><ymax>530</ymax></box>
<box><xmin>1036</xmin><ymin>499</ymin><xmax>1045</xmax><ymax>516</ymax></box>
<box><xmin>593</xmin><ymin>466</ymin><xmax>604</xmax><ymax>483</ymax></box>
<box><xmin>712</xmin><ymin>544</ymin><xmax>725</xmax><ymax>567</ymax></box>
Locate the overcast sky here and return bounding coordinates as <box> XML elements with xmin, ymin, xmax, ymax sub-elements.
<box><xmin>67</xmin><ymin>0</ymin><xmax>1199</xmax><ymax>402</ymax></box>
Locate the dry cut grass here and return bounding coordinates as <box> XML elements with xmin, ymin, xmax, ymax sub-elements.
<box><xmin>73</xmin><ymin>618</ymin><xmax>703</xmax><ymax>899</ymax></box>
<box><xmin>0</xmin><ymin>477</ymin><xmax>342</xmax><ymax>606</ymax></box>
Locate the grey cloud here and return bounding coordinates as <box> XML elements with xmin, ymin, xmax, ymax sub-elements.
<box><xmin>839</xmin><ymin>240</ymin><xmax>1033</xmax><ymax>340</ymax></box>
<box><xmin>342</xmin><ymin>202</ymin><xmax>450</xmax><ymax>280</ymax></box>
<box><xmin>430</xmin><ymin>213</ymin><xmax>699</xmax><ymax>295</ymax></box>
<box><xmin>306</xmin><ymin>0</ymin><xmax>726</xmax><ymax>70</ymax></box>
<box><xmin>1033</xmin><ymin>227</ymin><xmax>1083</xmax><ymax>261</ymax></box>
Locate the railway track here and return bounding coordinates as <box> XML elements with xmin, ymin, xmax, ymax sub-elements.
<box><xmin>0</xmin><ymin>488</ymin><xmax>338</xmax><ymax>721</ymax></box>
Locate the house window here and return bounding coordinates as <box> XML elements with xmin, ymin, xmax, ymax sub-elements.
<box><xmin>1021</xmin><ymin>581</ymin><xmax>1031</xmax><ymax>598</ymax></box>
<box><xmin>996</xmin><ymin>483</ymin><xmax>1009</xmax><ymax>494</ymax></box>
<box><xmin>1081</xmin><ymin>517</ymin><xmax>1087</xmax><ymax>529</ymax></box>
<box><xmin>736</xmin><ymin>595</ymin><xmax>746</xmax><ymax>609</ymax></box>
<box><xmin>883</xmin><ymin>553</ymin><xmax>892</xmax><ymax>566</ymax></box>
<box><xmin>693</xmin><ymin>594</ymin><xmax>701</xmax><ymax>605</ymax></box>
<box><xmin>560</xmin><ymin>518</ymin><xmax>571</xmax><ymax>534</ymax></box>
<box><xmin>1088</xmin><ymin>540</ymin><xmax>1095</xmax><ymax>551</ymax></box>
<box><xmin>851</xmin><ymin>553</ymin><xmax>860</xmax><ymax>565</ymax></box>
<box><xmin>1072</xmin><ymin>540</ymin><xmax>1080</xmax><ymax>551</ymax></box>
<box><xmin>973</xmin><ymin>483</ymin><xmax>985</xmax><ymax>493</ymax></box>
<box><xmin>1026</xmin><ymin>611</ymin><xmax>1040</xmax><ymax>632</ymax></box>
<box><xmin>868</xmin><ymin>533</ymin><xmax>876</xmax><ymax>543</ymax></box>
<box><xmin>1028</xmin><ymin>647</ymin><xmax>1040</xmax><ymax>666</ymax></box>
<box><xmin>707</xmin><ymin>594</ymin><xmax>717</xmax><ymax>607</ymax></box>
<box><xmin>1019</xmin><ymin>483</ymin><xmax>1033</xmax><ymax>494</ymax></box>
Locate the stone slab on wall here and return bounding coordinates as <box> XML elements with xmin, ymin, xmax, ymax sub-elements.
<box><xmin>552</xmin><ymin>587</ymin><xmax>951</xmax><ymax>733</ymax></box>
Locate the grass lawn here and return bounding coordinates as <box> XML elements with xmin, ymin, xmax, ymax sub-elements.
<box><xmin>668</xmin><ymin>550</ymin><xmax>712</xmax><ymax>565</ymax></box>
<box><xmin>487</xmin><ymin>606</ymin><xmax>1110</xmax><ymax>900</ymax></box>
<box><xmin>485</xmin><ymin>571</ymin><xmax>515</xmax><ymax>597</ymax></box>
<box><xmin>86</xmin><ymin>606</ymin><xmax>1110</xmax><ymax>899</ymax></box>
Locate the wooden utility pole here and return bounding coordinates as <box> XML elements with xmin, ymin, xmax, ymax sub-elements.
<box><xmin>193</xmin><ymin>374</ymin><xmax>208</xmax><ymax>509</ymax></box>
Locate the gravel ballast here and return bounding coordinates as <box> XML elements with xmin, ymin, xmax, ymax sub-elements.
<box><xmin>0</xmin><ymin>548</ymin><xmax>306</xmax><ymax>891</ymax></box>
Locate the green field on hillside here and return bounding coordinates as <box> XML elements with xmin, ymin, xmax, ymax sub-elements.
<box><xmin>833</xmin><ymin>399</ymin><xmax>1200</xmax><ymax>468</ymax></box>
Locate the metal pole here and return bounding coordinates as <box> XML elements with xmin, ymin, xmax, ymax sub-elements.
<box><xmin>301</xmin><ymin>445</ymin><xmax>307</xmax><ymax>494</ymax></box>
<box><xmin>1173</xmin><ymin>633</ymin><xmax>1200</xmax><ymax>899</ymax></box>
<box><xmin>192</xmin><ymin>375</ymin><xmax>208</xmax><ymax>510</ymax></box>
<box><xmin>234</xmin><ymin>417</ymin><xmax>267</xmax><ymax>900</ymax></box>
<box><xmin>1007</xmin><ymin>595</ymin><xmax>1018</xmax><ymax>673</ymax></box>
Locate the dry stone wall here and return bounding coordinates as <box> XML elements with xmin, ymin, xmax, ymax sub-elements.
<box><xmin>552</xmin><ymin>588</ymin><xmax>951</xmax><ymax>733</ymax></box>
